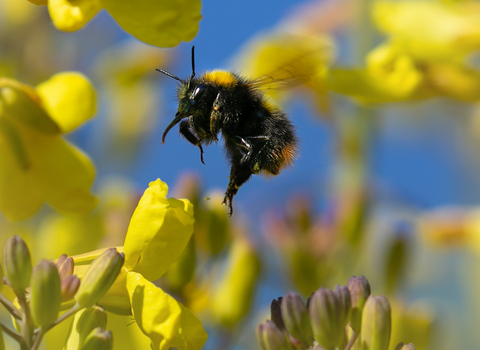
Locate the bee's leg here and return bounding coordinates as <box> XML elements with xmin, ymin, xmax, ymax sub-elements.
<box><xmin>222</xmin><ymin>163</ymin><xmax>253</xmax><ymax>216</ymax></box>
<box><xmin>210</xmin><ymin>92</ymin><xmax>222</xmax><ymax>139</ymax></box>
<box><xmin>179</xmin><ymin>119</ymin><xmax>205</xmax><ymax>165</ymax></box>
<box><xmin>231</xmin><ymin>136</ymin><xmax>255</xmax><ymax>164</ymax></box>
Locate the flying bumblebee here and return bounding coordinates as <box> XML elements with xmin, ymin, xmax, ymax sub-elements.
<box><xmin>158</xmin><ymin>46</ymin><xmax>302</xmax><ymax>216</ymax></box>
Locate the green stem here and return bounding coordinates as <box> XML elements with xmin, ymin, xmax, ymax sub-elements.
<box><xmin>0</xmin><ymin>292</ymin><xmax>22</xmax><ymax>320</ymax></box>
<box><xmin>0</xmin><ymin>322</ymin><xmax>22</xmax><ymax>343</ymax></box>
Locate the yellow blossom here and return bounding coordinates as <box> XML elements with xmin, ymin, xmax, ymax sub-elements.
<box><xmin>29</xmin><ymin>0</ymin><xmax>202</xmax><ymax>48</ymax></box>
<box><xmin>71</xmin><ymin>179</ymin><xmax>207</xmax><ymax>350</ymax></box>
<box><xmin>372</xmin><ymin>0</ymin><xmax>480</xmax><ymax>61</ymax></box>
<box><xmin>0</xmin><ymin>73</ymin><xmax>97</xmax><ymax>220</ymax></box>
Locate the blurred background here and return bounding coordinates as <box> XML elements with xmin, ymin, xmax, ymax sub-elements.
<box><xmin>3</xmin><ymin>0</ymin><xmax>480</xmax><ymax>349</ymax></box>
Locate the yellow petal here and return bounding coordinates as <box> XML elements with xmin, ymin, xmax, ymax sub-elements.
<box><xmin>0</xmin><ymin>78</ymin><xmax>60</xmax><ymax>135</ymax></box>
<box><xmin>100</xmin><ymin>0</ymin><xmax>202</xmax><ymax>47</ymax></box>
<box><xmin>0</xmin><ymin>140</ymin><xmax>41</xmax><ymax>221</ymax></box>
<box><xmin>36</xmin><ymin>72</ymin><xmax>96</xmax><ymax>133</ymax></box>
<box><xmin>372</xmin><ymin>1</ymin><xmax>480</xmax><ymax>60</ymax></box>
<box><xmin>123</xmin><ymin>179</ymin><xmax>194</xmax><ymax>281</ymax></box>
<box><xmin>48</xmin><ymin>0</ymin><xmax>101</xmax><ymax>32</ymax></box>
<box><xmin>20</xmin><ymin>126</ymin><xmax>98</xmax><ymax>215</ymax></box>
<box><xmin>126</xmin><ymin>271</ymin><xmax>207</xmax><ymax>350</ymax></box>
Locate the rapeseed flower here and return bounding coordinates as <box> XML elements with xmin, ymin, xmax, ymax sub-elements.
<box><xmin>0</xmin><ymin>72</ymin><xmax>97</xmax><ymax>221</ymax></box>
<box><xmin>72</xmin><ymin>179</ymin><xmax>207</xmax><ymax>350</ymax></box>
<box><xmin>26</xmin><ymin>0</ymin><xmax>202</xmax><ymax>48</ymax></box>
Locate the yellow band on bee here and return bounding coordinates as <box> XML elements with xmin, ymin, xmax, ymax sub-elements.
<box><xmin>203</xmin><ymin>71</ymin><xmax>237</xmax><ymax>88</ymax></box>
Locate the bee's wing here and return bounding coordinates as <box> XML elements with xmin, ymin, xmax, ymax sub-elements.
<box><xmin>245</xmin><ymin>48</ymin><xmax>327</xmax><ymax>91</ymax></box>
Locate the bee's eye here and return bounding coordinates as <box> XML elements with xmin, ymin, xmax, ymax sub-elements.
<box><xmin>191</xmin><ymin>83</ymin><xmax>206</xmax><ymax>101</ymax></box>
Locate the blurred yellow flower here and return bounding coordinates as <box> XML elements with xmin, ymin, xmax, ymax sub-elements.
<box><xmin>0</xmin><ymin>73</ymin><xmax>97</xmax><ymax>221</ymax></box>
<box><xmin>372</xmin><ymin>0</ymin><xmax>480</xmax><ymax>61</ymax></box>
<box><xmin>210</xmin><ymin>236</ymin><xmax>261</xmax><ymax>327</ymax></box>
<box><xmin>72</xmin><ymin>179</ymin><xmax>207</xmax><ymax>350</ymax></box>
<box><xmin>28</xmin><ymin>0</ymin><xmax>202</xmax><ymax>47</ymax></box>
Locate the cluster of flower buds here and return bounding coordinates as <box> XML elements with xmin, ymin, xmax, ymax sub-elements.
<box><xmin>257</xmin><ymin>275</ymin><xmax>415</xmax><ymax>350</ymax></box>
<box><xmin>0</xmin><ymin>235</ymin><xmax>124</xmax><ymax>350</ymax></box>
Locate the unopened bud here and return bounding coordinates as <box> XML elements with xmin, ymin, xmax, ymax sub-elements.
<box><xmin>61</xmin><ymin>274</ymin><xmax>81</xmax><ymax>302</ymax></box>
<box><xmin>80</xmin><ymin>328</ymin><xmax>112</xmax><ymax>350</ymax></box>
<box><xmin>308</xmin><ymin>287</ymin><xmax>348</xmax><ymax>350</ymax></box>
<box><xmin>360</xmin><ymin>295</ymin><xmax>391</xmax><ymax>350</ymax></box>
<box><xmin>347</xmin><ymin>275</ymin><xmax>371</xmax><ymax>332</ymax></box>
<box><xmin>257</xmin><ymin>320</ymin><xmax>292</xmax><ymax>350</ymax></box>
<box><xmin>75</xmin><ymin>248</ymin><xmax>124</xmax><ymax>309</ymax></box>
<box><xmin>281</xmin><ymin>292</ymin><xmax>313</xmax><ymax>347</ymax></box>
<box><xmin>30</xmin><ymin>260</ymin><xmax>61</xmax><ymax>327</ymax></box>
<box><xmin>56</xmin><ymin>254</ymin><xmax>74</xmax><ymax>280</ymax></box>
<box><xmin>333</xmin><ymin>285</ymin><xmax>351</xmax><ymax>326</ymax></box>
<box><xmin>395</xmin><ymin>342</ymin><xmax>416</xmax><ymax>350</ymax></box>
<box><xmin>65</xmin><ymin>306</ymin><xmax>108</xmax><ymax>350</ymax></box>
<box><xmin>270</xmin><ymin>297</ymin><xmax>285</xmax><ymax>330</ymax></box>
<box><xmin>3</xmin><ymin>235</ymin><xmax>32</xmax><ymax>298</ymax></box>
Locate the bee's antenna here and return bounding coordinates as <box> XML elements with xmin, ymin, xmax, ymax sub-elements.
<box><xmin>187</xmin><ymin>46</ymin><xmax>196</xmax><ymax>88</ymax></box>
<box><xmin>155</xmin><ymin>69</ymin><xmax>185</xmax><ymax>83</ymax></box>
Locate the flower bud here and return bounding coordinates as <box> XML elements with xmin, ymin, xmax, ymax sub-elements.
<box><xmin>3</xmin><ymin>235</ymin><xmax>32</xmax><ymax>298</ymax></box>
<box><xmin>270</xmin><ymin>297</ymin><xmax>285</xmax><ymax>330</ymax></box>
<box><xmin>395</xmin><ymin>343</ymin><xmax>416</xmax><ymax>350</ymax></box>
<box><xmin>65</xmin><ymin>306</ymin><xmax>108</xmax><ymax>350</ymax></box>
<box><xmin>333</xmin><ymin>285</ymin><xmax>351</xmax><ymax>326</ymax></box>
<box><xmin>30</xmin><ymin>260</ymin><xmax>61</xmax><ymax>327</ymax></box>
<box><xmin>80</xmin><ymin>328</ymin><xmax>112</xmax><ymax>350</ymax></box>
<box><xmin>257</xmin><ymin>320</ymin><xmax>292</xmax><ymax>350</ymax></box>
<box><xmin>281</xmin><ymin>292</ymin><xmax>313</xmax><ymax>347</ymax></box>
<box><xmin>308</xmin><ymin>287</ymin><xmax>348</xmax><ymax>350</ymax></box>
<box><xmin>347</xmin><ymin>275</ymin><xmax>371</xmax><ymax>332</ymax></box>
<box><xmin>56</xmin><ymin>254</ymin><xmax>74</xmax><ymax>280</ymax></box>
<box><xmin>360</xmin><ymin>295</ymin><xmax>391</xmax><ymax>350</ymax></box>
<box><xmin>75</xmin><ymin>248</ymin><xmax>124</xmax><ymax>309</ymax></box>
<box><xmin>61</xmin><ymin>274</ymin><xmax>81</xmax><ymax>302</ymax></box>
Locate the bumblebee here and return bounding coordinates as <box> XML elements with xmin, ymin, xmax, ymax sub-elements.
<box><xmin>158</xmin><ymin>46</ymin><xmax>299</xmax><ymax>215</ymax></box>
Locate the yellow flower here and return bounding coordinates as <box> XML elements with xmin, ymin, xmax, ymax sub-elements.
<box><xmin>72</xmin><ymin>179</ymin><xmax>207</xmax><ymax>350</ymax></box>
<box><xmin>372</xmin><ymin>0</ymin><xmax>480</xmax><ymax>61</ymax></box>
<box><xmin>0</xmin><ymin>72</ymin><xmax>97</xmax><ymax>221</ymax></box>
<box><xmin>29</xmin><ymin>0</ymin><xmax>202</xmax><ymax>48</ymax></box>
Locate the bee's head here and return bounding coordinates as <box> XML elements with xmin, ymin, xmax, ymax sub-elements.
<box><xmin>157</xmin><ymin>46</ymin><xmax>199</xmax><ymax>143</ymax></box>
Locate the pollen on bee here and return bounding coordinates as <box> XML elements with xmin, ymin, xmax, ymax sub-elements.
<box><xmin>203</xmin><ymin>70</ymin><xmax>237</xmax><ymax>88</ymax></box>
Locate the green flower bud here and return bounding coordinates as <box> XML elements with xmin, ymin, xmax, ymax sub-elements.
<box><xmin>75</xmin><ymin>248</ymin><xmax>124</xmax><ymax>309</ymax></box>
<box><xmin>270</xmin><ymin>297</ymin><xmax>285</xmax><ymax>331</ymax></box>
<box><xmin>281</xmin><ymin>292</ymin><xmax>313</xmax><ymax>347</ymax></box>
<box><xmin>347</xmin><ymin>275</ymin><xmax>371</xmax><ymax>333</ymax></box>
<box><xmin>360</xmin><ymin>295</ymin><xmax>391</xmax><ymax>350</ymax></box>
<box><xmin>333</xmin><ymin>285</ymin><xmax>351</xmax><ymax>327</ymax></box>
<box><xmin>3</xmin><ymin>235</ymin><xmax>32</xmax><ymax>298</ymax></box>
<box><xmin>308</xmin><ymin>287</ymin><xmax>348</xmax><ymax>350</ymax></box>
<box><xmin>30</xmin><ymin>260</ymin><xmax>61</xmax><ymax>328</ymax></box>
<box><xmin>61</xmin><ymin>274</ymin><xmax>81</xmax><ymax>302</ymax></box>
<box><xmin>80</xmin><ymin>328</ymin><xmax>112</xmax><ymax>350</ymax></box>
<box><xmin>65</xmin><ymin>306</ymin><xmax>108</xmax><ymax>350</ymax></box>
<box><xmin>395</xmin><ymin>343</ymin><xmax>416</xmax><ymax>350</ymax></box>
<box><xmin>257</xmin><ymin>320</ymin><xmax>292</xmax><ymax>350</ymax></box>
